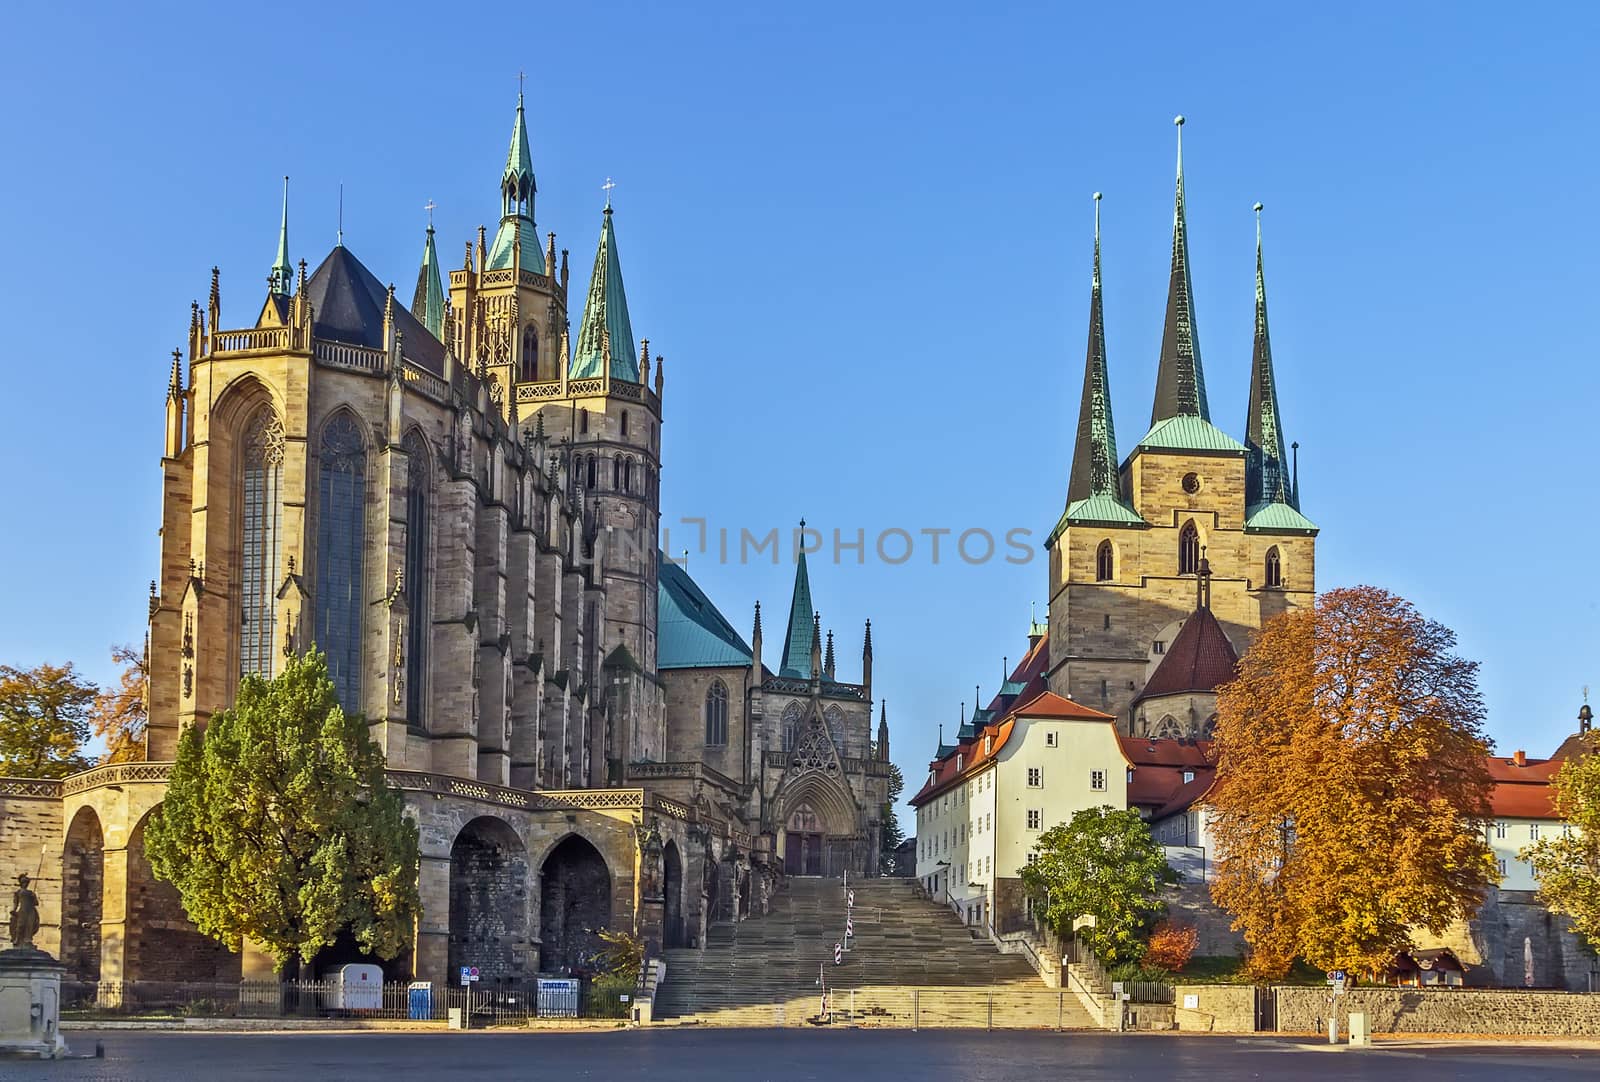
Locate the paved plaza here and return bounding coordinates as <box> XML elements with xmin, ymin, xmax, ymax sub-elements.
<box><xmin>3</xmin><ymin>1029</ymin><xmax>1594</xmax><ymax>1080</ymax></box>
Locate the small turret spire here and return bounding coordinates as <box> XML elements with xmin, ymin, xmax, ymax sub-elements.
<box><xmin>877</xmin><ymin>699</ymin><xmax>890</xmax><ymax>762</ymax></box>
<box><xmin>779</xmin><ymin>535</ymin><xmax>816</xmax><ymax>678</ymax></box>
<box><xmin>824</xmin><ymin>629</ymin><xmax>836</xmax><ymax>680</ymax></box>
<box><xmin>485</xmin><ymin>89</ymin><xmax>539</xmax><ymax>270</ymax></box>
<box><xmin>570</xmin><ymin>197</ymin><xmax>639</xmax><ymax>381</ymax></box>
<box><xmin>269</xmin><ymin>176</ymin><xmax>291</xmax><ymax>298</ymax></box>
<box><xmin>1064</xmin><ymin>192</ymin><xmax>1139</xmax><ymax>525</ymax></box>
<box><xmin>1151</xmin><ymin>115</ymin><xmax>1210</xmax><ymax>426</ymax></box>
<box><xmin>412</xmin><ymin>202</ymin><xmax>446</xmax><ymax>341</ymax></box>
<box><xmin>1245</xmin><ymin>201</ymin><xmax>1293</xmax><ymax>510</ymax></box>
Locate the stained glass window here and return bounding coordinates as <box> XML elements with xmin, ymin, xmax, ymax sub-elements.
<box><xmin>1264</xmin><ymin>546</ymin><xmax>1282</xmax><ymax>588</ymax></box>
<box><xmin>403</xmin><ymin>430</ymin><xmax>430</xmax><ymax>727</ymax></box>
<box><xmin>1178</xmin><ymin>521</ymin><xmax>1201</xmax><ymax>575</ymax></box>
<box><xmin>239</xmin><ymin>410</ymin><xmax>284</xmax><ymax>680</ymax></box>
<box><xmin>520</xmin><ymin>325</ymin><xmax>539</xmax><ymax>383</ymax></box>
<box><xmin>315</xmin><ymin>413</ymin><xmax>366</xmax><ymax>713</ymax></box>
<box><xmin>704</xmin><ymin>680</ymin><xmax>728</xmax><ymax>746</ymax></box>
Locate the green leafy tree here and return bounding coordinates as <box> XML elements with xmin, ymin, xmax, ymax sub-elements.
<box><xmin>0</xmin><ymin>662</ymin><xmax>97</xmax><ymax>778</ymax></box>
<box><xmin>145</xmin><ymin>650</ymin><xmax>421</xmax><ymax>970</ymax></box>
<box><xmin>1019</xmin><ymin>805</ymin><xmax>1177</xmax><ymax>965</ymax></box>
<box><xmin>880</xmin><ymin>761</ymin><xmax>906</xmax><ymax>862</ymax></box>
<box><xmin>1526</xmin><ymin>732</ymin><xmax>1600</xmax><ymax>947</ymax></box>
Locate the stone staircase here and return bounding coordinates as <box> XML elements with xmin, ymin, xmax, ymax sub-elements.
<box><xmin>655</xmin><ymin>877</ymin><xmax>1093</xmax><ymax>1027</ymax></box>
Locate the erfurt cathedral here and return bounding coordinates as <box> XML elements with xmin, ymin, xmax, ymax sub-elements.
<box><xmin>0</xmin><ymin>94</ymin><xmax>891</xmax><ymax>991</ymax></box>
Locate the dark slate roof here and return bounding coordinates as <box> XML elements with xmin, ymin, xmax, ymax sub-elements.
<box><xmin>303</xmin><ymin>245</ymin><xmax>445</xmax><ymax>374</ymax></box>
<box><xmin>1135</xmin><ymin>606</ymin><xmax>1239</xmax><ymax>702</ymax></box>
<box><xmin>657</xmin><ymin>552</ymin><xmax>753</xmax><ymax>670</ymax></box>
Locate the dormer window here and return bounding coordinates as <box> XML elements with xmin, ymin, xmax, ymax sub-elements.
<box><xmin>957</xmin><ymin>754</ymin><xmax>964</xmax><ymax>771</ymax></box>
<box><xmin>1182</xmin><ymin>769</ymin><xmax>1195</xmax><ymax>784</ymax></box>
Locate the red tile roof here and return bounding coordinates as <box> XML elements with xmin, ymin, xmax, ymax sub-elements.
<box><xmin>1012</xmin><ymin>689</ymin><xmax>1116</xmax><ymax>721</ymax></box>
<box><xmin>1120</xmin><ymin>736</ymin><xmax>1213</xmax><ymax>768</ymax></box>
<box><xmin>1483</xmin><ymin>755</ymin><xmax>1561</xmax><ymax>784</ymax></box>
<box><xmin>1134</xmin><ymin>606</ymin><xmax>1239</xmax><ymax>702</ymax></box>
<box><xmin>1122</xmin><ymin>737</ymin><xmax>1215</xmax><ymax>814</ymax></box>
<box><xmin>1489</xmin><ymin>781</ymin><xmax>1556</xmax><ymax>819</ymax></box>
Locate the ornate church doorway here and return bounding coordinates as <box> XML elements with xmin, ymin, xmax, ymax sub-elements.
<box><xmin>784</xmin><ymin>803</ymin><xmax>825</xmax><ymax>877</ymax></box>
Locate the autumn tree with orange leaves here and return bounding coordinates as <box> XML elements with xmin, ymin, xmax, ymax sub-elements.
<box><xmin>1208</xmin><ymin>586</ymin><xmax>1497</xmax><ymax>979</ymax></box>
<box><xmin>90</xmin><ymin>643</ymin><xmax>148</xmax><ymax>763</ymax></box>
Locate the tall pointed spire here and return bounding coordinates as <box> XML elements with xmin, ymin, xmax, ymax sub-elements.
<box><xmin>1151</xmin><ymin>116</ymin><xmax>1210</xmax><ymax>426</ymax></box>
<box><xmin>1245</xmin><ymin>202</ymin><xmax>1290</xmax><ymax>509</ymax></box>
<box><xmin>569</xmin><ymin>200</ymin><xmax>639</xmax><ymax>381</ymax></box>
<box><xmin>779</xmin><ymin>528</ymin><xmax>816</xmax><ymax>678</ymax></box>
<box><xmin>269</xmin><ymin>176</ymin><xmax>291</xmax><ymax>298</ymax></box>
<box><xmin>486</xmin><ymin>89</ymin><xmax>541</xmax><ymax>270</ymax></box>
<box><xmin>412</xmin><ymin>203</ymin><xmax>446</xmax><ymax>341</ymax></box>
<box><xmin>1061</xmin><ymin>193</ymin><xmax>1142</xmax><ymax>530</ymax></box>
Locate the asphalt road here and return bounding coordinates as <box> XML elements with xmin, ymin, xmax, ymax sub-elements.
<box><xmin>5</xmin><ymin>1029</ymin><xmax>1597</xmax><ymax>1081</ymax></box>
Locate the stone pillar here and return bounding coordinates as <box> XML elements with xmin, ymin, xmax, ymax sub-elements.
<box><xmin>97</xmin><ymin>845</ymin><xmax>129</xmax><ymax>1002</ymax></box>
<box><xmin>414</xmin><ymin>854</ymin><xmax>451</xmax><ymax>987</ymax></box>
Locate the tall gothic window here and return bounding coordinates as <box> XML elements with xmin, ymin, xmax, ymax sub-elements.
<box><xmin>705</xmin><ymin>680</ymin><xmax>728</xmax><ymax>746</ymax></box>
<box><xmin>403</xmin><ymin>430</ymin><xmax>430</xmax><ymax>727</ymax></box>
<box><xmin>239</xmin><ymin>409</ymin><xmax>284</xmax><ymax>680</ymax></box>
<box><xmin>1264</xmin><ymin>546</ymin><xmax>1283</xmax><ymax>588</ymax></box>
<box><xmin>1095</xmin><ymin>540</ymin><xmax>1114</xmax><ymax>582</ymax></box>
<box><xmin>613</xmin><ymin>454</ymin><xmax>622</xmax><ymax>489</ymax></box>
<box><xmin>782</xmin><ymin>701</ymin><xmax>804</xmax><ymax>752</ymax></box>
<box><xmin>1178</xmin><ymin>521</ymin><xmax>1201</xmax><ymax>575</ymax></box>
<box><xmin>520</xmin><ymin>325</ymin><xmax>539</xmax><ymax>383</ymax></box>
<box><xmin>622</xmin><ymin>459</ymin><xmax>633</xmax><ymax>494</ymax></box>
<box><xmin>314</xmin><ymin>413</ymin><xmax>366</xmax><ymax>713</ymax></box>
<box><xmin>585</xmin><ymin>455</ymin><xmax>597</xmax><ymax>489</ymax></box>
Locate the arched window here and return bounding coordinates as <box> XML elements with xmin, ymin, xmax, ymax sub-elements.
<box><xmin>621</xmin><ymin>410</ymin><xmax>629</xmax><ymax>437</ymax></box>
<box><xmin>782</xmin><ymin>702</ymin><xmax>804</xmax><ymax>752</ymax></box>
<box><xmin>579</xmin><ymin>409</ymin><xmax>589</xmax><ymax>434</ymax></box>
<box><xmin>1154</xmin><ymin>715</ymin><xmax>1183</xmax><ymax>740</ymax></box>
<box><xmin>613</xmin><ymin>454</ymin><xmax>622</xmax><ymax>489</ymax></box>
<box><xmin>402</xmin><ymin>430</ymin><xmax>430</xmax><ymax>727</ymax></box>
<box><xmin>622</xmin><ymin>459</ymin><xmax>633</xmax><ymax>494</ymax></box>
<box><xmin>239</xmin><ymin>409</ymin><xmax>284</xmax><ymax>680</ymax></box>
<box><xmin>585</xmin><ymin>455</ymin><xmax>597</xmax><ymax>490</ymax></box>
<box><xmin>705</xmin><ymin>680</ymin><xmax>728</xmax><ymax>746</ymax></box>
<box><xmin>1096</xmin><ymin>540</ymin><xmax>1114</xmax><ymax>582</ymax></box>
<box><xmin>1178</xmin><ymin>521</ymin><xmax>1201</xmax><ymax>575</ymax></box>
<box><xmin>1264</xmin><ymin>546</ymin><xmax>1283</xmax><ymax>588</ymax></box>
<box><xmin>314</xmin><ymin>413</ymin><xmax>366</xmax><ymax>713</ymax></box>
<box><xmin>519</xmin><ymin>325</ymin><xmax>539</xmax><ymax>383</ymax></box>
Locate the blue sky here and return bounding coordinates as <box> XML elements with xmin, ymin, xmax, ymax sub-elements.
<box><xmin>1</xmin><ymin>2</ymin><xmax>1595</xmax><ymax>782</ymax></box>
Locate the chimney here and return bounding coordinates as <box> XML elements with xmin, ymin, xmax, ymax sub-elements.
<box><xmin>1513</xmin><ymin>749</ymin><xmax>1527</xmax><ymax>767</ymax></box>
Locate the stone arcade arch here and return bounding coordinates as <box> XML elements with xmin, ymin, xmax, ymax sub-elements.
<box><xmin>538</xmin><ymin>835</ymin><xmax>611</xmax><ymax>975</ymax></box>
<box><xmin>662</xmin><ymin>840</ymin><xmax>685</xmax><ymax>948</ymax></box>
<box><xmin>447</xmin><ymin>816</ymin><xmax>531</xmax><ymax>983</ymax></box>
<box><xmin>60</xmin><ymin>806</ymin><xmax>104</xmax><ymax>981</ymax></box>
<box><xmin>125</xmin><ymin>810</ymin><xmax>238</xmax><ymax>983</ymax></box>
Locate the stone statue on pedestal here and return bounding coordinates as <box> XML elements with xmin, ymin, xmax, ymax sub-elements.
<box><xmin>8</xmin><ymin>875</ymin><xmax>39</xmax><ymax>950</ymax></box>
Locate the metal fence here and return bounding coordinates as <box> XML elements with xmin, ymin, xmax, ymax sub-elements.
<box><xmin>61</xmin><ymin>980</ymin><xmax>633</xmax><ymax>1024</ymax></box>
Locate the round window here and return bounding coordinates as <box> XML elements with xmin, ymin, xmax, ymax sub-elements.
<box><xmin>1181</xmin><ymin>472</ymin><xmax>1201</xmax><ymax>494</ymax></box>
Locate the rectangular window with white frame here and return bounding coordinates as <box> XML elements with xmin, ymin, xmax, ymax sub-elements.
<box><xmin>1090</xmin><ymin>769</ymin><xmax>1106</xmax><ymax>792</ymax></box>
<box><xmin>1027</xmin><ymin>809</ymin><xmax>1042</xmax><ymax>830</ymax></box>
<box><xmin>1045</xmin><ymin>731</ymin><xmax>1058</xmax><ymax>748</ymax></box>
<box><xmin>1530</xmin><ymin>823</ymin><xmax>1540</xmax><ymax>840</ymax></box>
<box><xmin>1027</xmin><ymin>767</ymin><xmax>1042</xmax><ymax>788</ymax></box>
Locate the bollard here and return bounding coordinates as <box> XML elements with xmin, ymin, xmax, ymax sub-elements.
<box><xmin>913</xmin><ymin>989</ymin><xmax>919</xmax><ymax>1031</ymax></box>
<box><xmin>1328</xmin><ymin>1015</ymin><xmax>1339</xmax><ymax>1044</ymax></box>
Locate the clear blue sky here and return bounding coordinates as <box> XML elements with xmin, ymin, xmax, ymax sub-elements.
<box><xmin>1</xmin><ymin>3</ymin><xmax>1595</xmax><ymax>783</ymax></box>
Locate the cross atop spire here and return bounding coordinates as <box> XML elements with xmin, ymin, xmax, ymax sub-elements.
<box><xmin>269</xmin><ymin>176</ymin><xmax>291</xmax><ymax>298</ymax></box>
<box><xmin>1150</xmin><ymin>115</ymin><xmax>1210</xmax><ymax>426</ymax></box>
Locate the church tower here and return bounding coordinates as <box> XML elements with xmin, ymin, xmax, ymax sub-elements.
<box><xmin>449</xmin><ymin>90</ymin><xmax>570</xmax><ymax>412</ymax></box>
<box><xmin>1045</xmin><ymin>118</ymin><xmax>1318</xmax><ymax>734</ymax></box>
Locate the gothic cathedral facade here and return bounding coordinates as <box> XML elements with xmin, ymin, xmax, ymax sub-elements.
<box><xmin>0</xmin><ymin>94</ymin><xmax>890</xmax><ymax>993</ymax></box>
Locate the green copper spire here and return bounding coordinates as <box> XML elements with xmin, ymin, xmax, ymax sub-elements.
<box><xmin>1062</xmin><ymin>194</ymin><xmax>1142</xmax><ymax>531</ymax></box>
<box><xmin>412</xmin><ymin>205</ymin><xmax>445</xmax><ymax>341</ymax></box>
<box><xmin>779</xmin><ymin>530</ymin><xmax>816</xmax><ymax>678</ymax></box>
<box><xmin>1245</xmin><ymin>203</ymin><xmax>1289</xmax><ymax>508</ymax></box>
<box><xmin>269</xmin><ymin>176</ymin><xmax>291</xmax><ymax>298</ymax></box>
<box><xmin>569</xmin><ymin>203</ymin><xmax>640</xmax><ymax>381</ymax></box>
<box><xmin>1150</xmin><ymin>116</ymin><xmax>1210</xmax><ymax>426</ymax></box>
<box><xmin>486</xmin><ymin>91</ymin><xmax>541</xmax><ymax>271</ymax></box>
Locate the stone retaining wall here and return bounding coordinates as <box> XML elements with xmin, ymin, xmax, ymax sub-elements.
<box><xmin>1274</xmin><ymin>986</ymin><xmax>1600</xmax><ymax>1035</ymax></box>
<box><xmin>1173</xmin><ymin>984</ymin><xmax>1256</xmax><ymax>1032</ymax></box>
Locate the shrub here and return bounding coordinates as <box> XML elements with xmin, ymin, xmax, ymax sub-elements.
<box><xmin>1146</xmin><ymin>921</ymin><xmax>1199</xmax><ymax>971</ymax></box>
